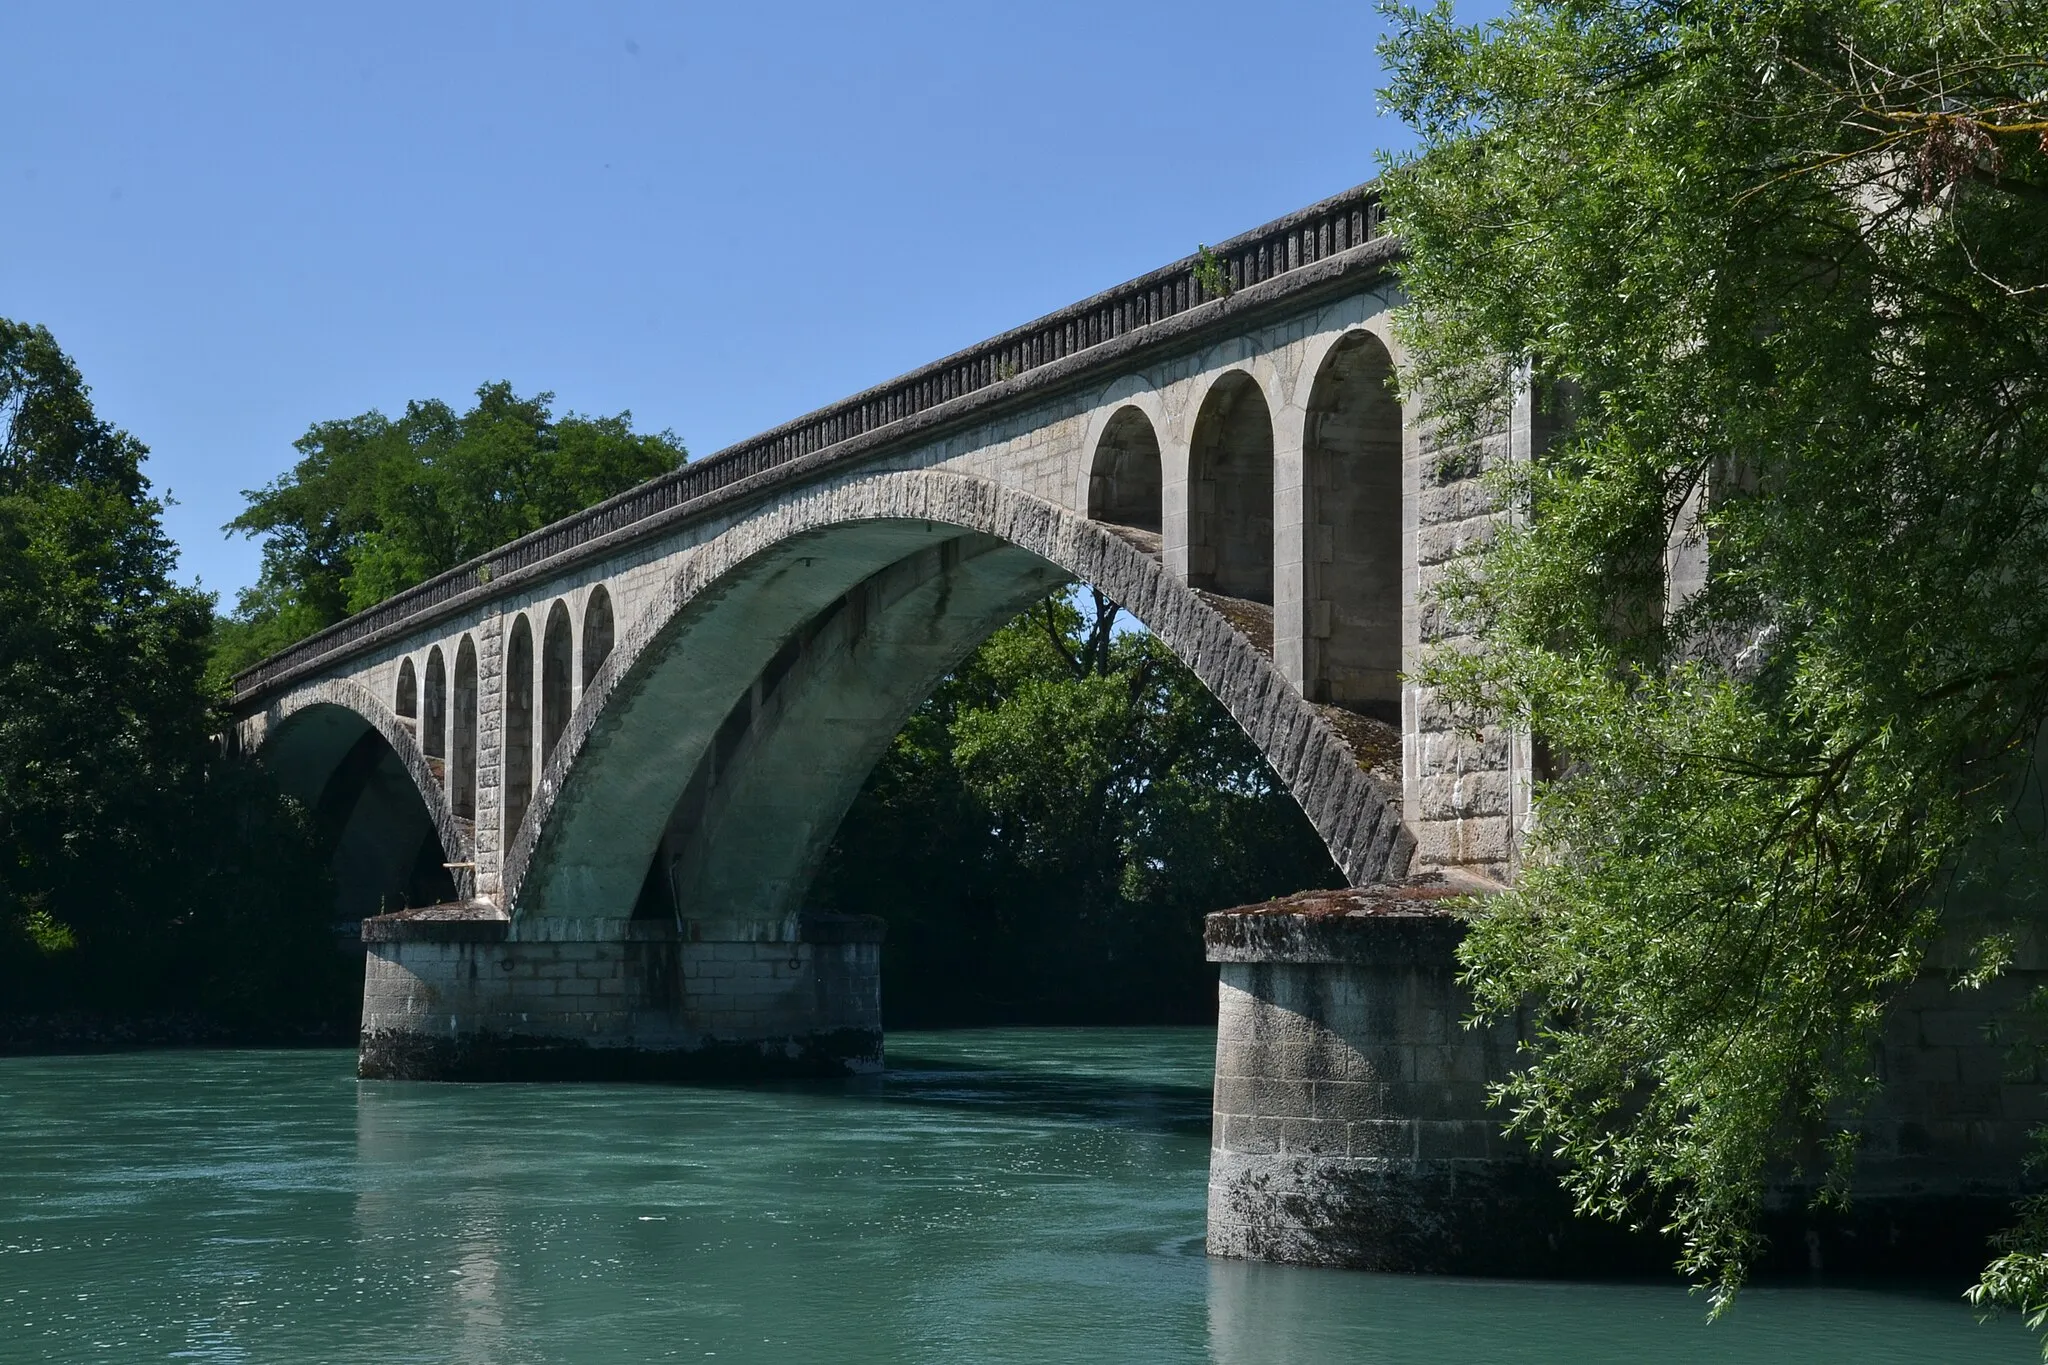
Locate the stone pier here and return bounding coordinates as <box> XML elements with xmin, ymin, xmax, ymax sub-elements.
<box><xmin>1205</xmin><ymin>886</ymin><xmax>2048</xmax><ymax>1276</ymax></box>
<box><xmin>357</xmin><ymin>904</ymin><xmax>884</xmax><ymax>1081</ymax></box>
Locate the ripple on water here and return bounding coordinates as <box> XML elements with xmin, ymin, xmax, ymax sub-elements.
<box><xmin>0</xmin><ymin>1030</ymin><xmax>2031</xmax><ymax>1364</ymax></box>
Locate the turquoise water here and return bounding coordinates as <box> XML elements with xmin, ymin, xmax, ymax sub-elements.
<box><xmin>0</xmin><ymin>1028</ymin><xmax>2030</xmax><ymax>1363</ymax></box>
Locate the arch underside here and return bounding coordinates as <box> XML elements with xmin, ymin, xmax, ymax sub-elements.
<box><xmin>508</xmin><ymin>470</ymin><xmax>1410</xmax><ymax>929</ymax></box>
<box><xmin>243</xmin><ymin>678</ymin><xmax>471</xmax><ymax>917</ymax></box>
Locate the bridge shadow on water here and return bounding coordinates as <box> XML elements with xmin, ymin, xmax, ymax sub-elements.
<box><xmin>743</xmin><ymin>1030</ymin><xmax>1217</xmax><ymax>1138</ymax></box>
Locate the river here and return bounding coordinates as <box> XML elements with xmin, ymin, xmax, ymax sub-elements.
<box><xmin>0</xmin><ymin>1028</ymin><xmax>2028</xmax><ymax>1362</ymax></box>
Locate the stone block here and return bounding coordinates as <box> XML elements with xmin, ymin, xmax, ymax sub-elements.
<box><xmin>2002</xmin><ymin>1085</ymin><xmax>2048</xmax><ymax>1126</ymax></box>
<box><xmin>1211</xmin><ymin>1075</ymin><xmax>1256</xmax><ymax>1116</ymax></box>
<box><xmin>1419</xmin><ymin>770</ymin><xmax>1513</xmax><ymax>820</ymax></box>
<box><xmin>1881</xmin><ymin>1045</ymin><xmax>1959</xmax><ymax>1085</ymax></box>
<box><xmin>1920</xmin><ymin>1010</ymin><xmax>1995</xmax><ymax>1048</ymax></box>
<box><xmin>1412</xmin><ymin>816</ymin><xmax>1513</xmax><ymax>870</ymax></box>
<box><xmin>1277</xmin><ymin>1117</ymin><xmax>1349</xmax><ymax>1155</ymax></box>
<box><xmin>1315</xmin><ymin>1042</ymin><xmax>1413</xmax><ymax>1084</ymax></box>
<box><xmin>1344</xmin><ymin>1120</ymin><xmax>1415</xmax><ymax>1159</ymax></box>
<box><xmin>1309</xmin><ymin>1080</ymin><xmax>1392</xmax><ymax>1121</ymax></box>
<box><xmin>1220</xmin><ymin>1115</ymin><xmax>1279</xmax><ymax>1156</ymax></box>
<box><xmin>1251</xmin><ymin>1079</ymin><xmax>1313</xmax><ymax>1119</ymax></box>
<box><xmin>1926</xmin><ymin>1081</ymin><xmax>2004</xmax><ymax>1118</ymax></box>
<box><xmin>1954</xmin><ymin>1044</ymin><xmax>2021</xmax><ymax>1087</ymax></box>
<box><xmin>1414</xmin><ymin>1119</ymin><xmax>1505</xmax><ymax>1160</ymax></box>
<box><xmin>1411</xmin><ymin>1044</ymin><xmax>1495</xmax><ymax>1092</ymax></box>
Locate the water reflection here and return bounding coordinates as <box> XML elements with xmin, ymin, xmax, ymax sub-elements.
<box><xmin>1205</xmin><ymin>1255</ymin><xmax>2009</xmax><ymax>1365</ymax></box>
<box><xmin>0</xmin><ymin>1035</ymin><xmax>2028</xmax><ymax>1364</ymax></box>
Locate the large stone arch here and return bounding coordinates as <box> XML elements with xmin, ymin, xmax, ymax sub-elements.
<box><xmin>505</xmin><ymin>469</ymin><xmax>1411</xmax><ymax>924</ymax></box>
<box><xmin>241</xmin><ymin>677</ymin><xmax>473</xmax><ymax>905</ymax></box>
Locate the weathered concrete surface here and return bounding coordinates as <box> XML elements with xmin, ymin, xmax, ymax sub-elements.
<box><xmin>357</xmin><ymin>902</ymin><xmax>883</xmax><ymax>1081</ymax></box>
<box><xmin>1206</xmin><ymin>889</ymin><xmax>2048</xmax><ymax>1276</ymax></box>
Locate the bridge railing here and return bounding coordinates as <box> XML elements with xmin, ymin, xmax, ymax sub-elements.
<box><xmin>233</xmin><ymin>183</ymin><xmax>1385</xmax><ymax>700</ymax></box>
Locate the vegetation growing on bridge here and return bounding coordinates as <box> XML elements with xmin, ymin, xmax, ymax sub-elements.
<box><xmin>1383</xmin><ymin>0</ymin><xmax>2048</xmax><ymax>1329</ymax></box>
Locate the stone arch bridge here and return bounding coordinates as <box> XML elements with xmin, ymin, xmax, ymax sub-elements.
<box><xmin>234</xmin><ymin>183</ymin><xmax>1520</xmax><ymax>1074</ymax></box>
<box><xmin>230</xmin><ymin>181</ymin><xmax>2031</xmax><ymax>1276</ymax></box>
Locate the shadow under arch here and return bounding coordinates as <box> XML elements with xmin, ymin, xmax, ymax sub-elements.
<box><xmin>1188</xmin><ymin>370</ymin><xmax>1275</xmax><ymax>604</ymax></box>
<box><xmin>243</xmin><ymin>678</ymin><xmax>473</xmax><ymax>912</ymax></box>
<box><xmin>506</xmin><ymin>470</ymin><xmax>1411</xmax><ymax>924</ymax></box>
<box><xmin>1088</xmin><ymin>404</ymin><xmax>1162</xmax><ymax>533</ymax></box>
<box><xmin>1304</xmin><ymin>327</ymin><xmax>1403</xmax><ymax>717</ymax></box>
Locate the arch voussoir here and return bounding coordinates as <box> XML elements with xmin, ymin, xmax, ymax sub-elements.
<box><xmin>504</xmin><ymin>468</ymin><xmax>1410</xmax><ymax>913</ymax></box>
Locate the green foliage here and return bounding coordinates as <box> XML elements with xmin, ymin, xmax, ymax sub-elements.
<box><xmin>1381</xmin><ymin>0</ymin><xmax>2048</xmax><ymax>1319</ymax></box>
<box><xmin>213</xmin><ymin>382</ymin><xmax>684</xmax><ymax>684</ymax></box>
<box><xmin>816</xmin><ymin>590</ymin><xmax>1342</xmax><ymax>1024</ymax></box>
<box><xmin>1193</xmin><ymin>244</ymin><xmax>1233</xmax><ymax>300</ymax></box>
<box><xmin>0</xmin><ymin>320</ymin><xmax>342</xmax><ymax>1026</ymax></box>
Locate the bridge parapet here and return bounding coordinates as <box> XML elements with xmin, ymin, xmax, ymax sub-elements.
<box><xmin>230</xmin><ymin>185</ymin><xmax>1389</xmax><ymax>704</ymax></box>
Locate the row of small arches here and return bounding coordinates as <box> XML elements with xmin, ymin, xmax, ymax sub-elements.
<box><xmin>384</xmin><ymin>330</ymin><xmax>1399</xmax><ymax>840</ymax></box>
<box><xmin>393</xmin><ymin>583</ymin><xmax>616</xmax><ymax>834</ymax></box>
<box><xmin>1084</xmin><ymin>329</ymin><xmax>1402</xmax><ymax>711</ymax></box>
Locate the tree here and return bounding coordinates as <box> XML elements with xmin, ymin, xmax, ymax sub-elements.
<box><xmin>0</xmin><ymin>320</ymin><xmax>213</xmax><ymax>980</ymax></box>
<box><xmin>213</xmin><ymin>383</ymin><xmax>685</xmax><ymax>683</ymax></box>
<box><xmin>0</xmin><ymin>321</ymin><xmax>339</xmax><ymax>1023</ymax></box>
<box><xmin>1379</xmin><ymin>0</ymin><xmax>2048</xmax><ymax>1322</ymax></box>
<box><xmin>815</xmin><ymin>590</ymin><xmax>1343</xmax><ymax>1025</ymax></box>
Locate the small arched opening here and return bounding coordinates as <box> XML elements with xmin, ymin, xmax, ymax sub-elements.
<box><xmin>505</xmin><ymin>614</ymin><xmax>536</xmax><ymax>842</ymax></box>
<box><xmin>395</xmin><ymin>658</ymin><xmax>418</xmax><ymax>722</ymax></box>
<box><xmin>423</xmin><ymin>646</ymin><xmax>447</xmax><ymax>760</ymax></box>
<box><xmin>1304</xmin><ymin>331</ymin><xmax>1403</xmax><ymax>716</ymax></box>
<box><xmin>1188</xmin><ymin>371</ymin><xmax>1274</xmax><ymax>604</ymax></box>
<box><xmin>452</xmin><ymin>636</ymin><xmax>479</xmax><ymax>822</ymax></box>
<box><xmin>542</xmin><ymin>599</ymin><xmax>574</xmax><ymax>765</ymax></box>
<box><xmin>1087</xmin><ymin>406</ymin><xmax>1162</xmax><ymax>533</ymax></box>
<box><xmin>583</xmin><ymin>584</ymin><xmax>614</xmax><ymax>688</ymax></box>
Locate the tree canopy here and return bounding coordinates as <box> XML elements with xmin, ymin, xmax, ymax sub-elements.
<box><xmin>213</xmin><ymin>383</ymin><xmax>684</xmax><ymax>681</ymax></box>
<box><xmin>1381</xmin><ymin>0</ymin><xmax>2048</xmax><ymax>1323</ymax></box>
<box><xmin>816</xmin><ymin>589</ymin><xmax>1343</xmax><ymax>1024</ymax></box>
<box><xmin>0</xmin><ymin>320</ymin><xmax>340</xmax><ymax>1023</ymax></box>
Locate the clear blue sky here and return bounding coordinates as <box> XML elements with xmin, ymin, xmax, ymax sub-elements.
<box><xmin>3</xmin><ymin>1</ymin><xmax>1501</xmax><ymax>602</ymax></box>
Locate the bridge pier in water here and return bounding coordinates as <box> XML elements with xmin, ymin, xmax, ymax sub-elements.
<box><xmin>357</xmin><ymin>907</ymin><xmax>884</xmax><ymax>1081</ymax></box>
<box><xmin>1204</xmin><ymin>889</ymin><xmax>2048</xmax><ymax>1276</ymax></box>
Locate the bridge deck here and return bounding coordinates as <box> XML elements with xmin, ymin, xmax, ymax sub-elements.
<box><xmin>232</xmin><ymin>184</ymin><xmax>1391</xmax><ymax>705</ymax></box>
